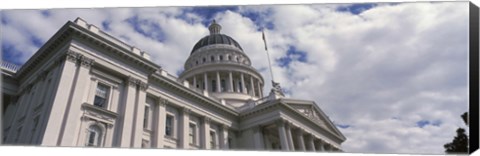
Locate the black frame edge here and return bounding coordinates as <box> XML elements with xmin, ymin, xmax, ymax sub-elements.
<box><xmin>469</xmin><ymin>1</ymin><xmax>479</xmax><ymax>154</ymax></box>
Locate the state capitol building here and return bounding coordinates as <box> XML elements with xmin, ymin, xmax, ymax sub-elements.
<box><xmin>1</xmin><ymin>17</ymin><xmax>346</xmax><ymax>152</ymax></box>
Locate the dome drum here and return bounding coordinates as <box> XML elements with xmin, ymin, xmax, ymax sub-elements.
<box><xmin>180</xmin><ymin>20</ymin><xmax>265</xmax><ymax>109</ymax></box>
<box><xmin>184</xmin><ymin>47</ymin><xmax>252</xmax><ymax>70</ymax></box>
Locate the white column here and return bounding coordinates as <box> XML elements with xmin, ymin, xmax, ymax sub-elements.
<box><xmin>317</xmin><ymin>140</ymin><xmax>325</xmax><ymax>151</ymax></box>
<box><xmin>193</xmin><ymin>75</ymin><xmax>197</xmax><ymax>88</ymax></box>
<box><xmin>132</xmin><ymin>83</ymin><xmax>147</xmax><ymax>148</ymax></box>
<box><xmin>204</xmin><ymin>73</ymin><xmax>208</xmax><ymax>91</ymax></box>
<box><xmin>201</xmin><ymin>117</ymin><xmax>211</xmax><ymax>149</ymax></box>
<box><xmin>41</xmin><ymin>52</ymin><xmax>79</xmax><ymax>146</ymax></box>
<box><xmin>216</xmin><ymin>72</ymin><xmax>221</xmax><ymax>93</ymax></box>
<box><xmin>118</xmin><ymin>77</ymin><xmax>139</xmax><ymax>147</ymax></box>
<box><xmin>104</xmin><ymin>124</ymin><xmax>114</xmax><ymax>147</ymax></box>
<box><xmin>295</xmin><ymin>129</ymin><xmax>306</xmax><ymax>151</ymax></box>
<box><xmin>250</xmin><ymin>77</ymin><xmax>256</xmax><ymax>96</ymax></box>
<box><xmin>228</xmin><ymin>72</ymin><xmax>233</xmax><ymax>92</ymax></box>
<box><xmin>285</xmin><ymin>122</ymin><xmax>294</xmax><ymax>151</ymax></box>
<box><xmin>276</xmin><ymin>120</ymin><xmax>289</xmax><ymax>151</ymax></box>
<box><xmin>179</xmin><ymin>107</ymin><xmax>190</xmax><ymax>149</ymax></box>
<box><xmin>307</xmin><ymin>134</ymin><xmax>316</xmax><ymax>151</ymax></box>
<box><xmin>252</xmin><ymin>126</ymin><xmax>264</xmax><ymax>149</ymax></box>
<box><xmin>154</xmin><ymin>101</ymin><xmax>167</xmax><ymax>148</ymax></box>
<box><xmin>240</xmin><ymin>73</ymin><xmax>246</xmax><ymax>94</ymax></box>
<box><xmin>59</xmin><ymin>57</ymin><xmax>94</xmax><ymax>146</ymax></box>
<box><xmin>263</xmin><ymin>133</ymin><xmax>271</xmax><ymax>150</ymax></box>
<box><xmin>219</xmin><ymin>125</ymin><xmax>229</xmax><ymax>149</ymax></box>
<box><xmin>257</xmin><ymin>81</ymin><xmax>262</xmax><ymax>97</ymax></box>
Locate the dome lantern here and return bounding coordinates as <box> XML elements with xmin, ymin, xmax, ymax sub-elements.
<box><xmin>208</xmin><ymin>20</ymin><xmax>222</xmax><ymax>34</ymax></box>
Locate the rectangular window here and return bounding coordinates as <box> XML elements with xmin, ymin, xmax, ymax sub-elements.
<box><xmin>189</xmin><ymin>123</ymin><xmax>196</xmax><ymax>145</ymax></box>
<box><xmin>220</xmin><ymin>79</ymin><xmax>226</xmax><ymax>92</ymax></box>
<box><xmin>211</xmin><ymin>80</ymin><xmax>217</xmax><ymax>92</ymax></box>
<box><xmin>165</xmin><ymin>115</ymin><xmax>174</xmax><ymax>137</ymax></box>
<box><xmin>238</xmin><ymin>81</ymin><xmax>243</xmax><ymax>93</ymax></box>
<box><xmin>143</xmin><ymin>105</ymin><xmax>150</xmax><ymax>129</ymax></box>
<box><xmin>93</xmin><ymin>84</ymin><xmax>109</xmax><ymax>108</ymax></box>
<box><xmin>210</xmin><ymin>131</ymin><xmax>216</xmax><ymax>149</ymax></box>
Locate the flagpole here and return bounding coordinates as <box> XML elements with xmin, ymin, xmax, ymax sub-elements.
<box><xmin>262</xmin><ymin>28</ymin><xmax>275</xmax><ymax>84</ymax></box>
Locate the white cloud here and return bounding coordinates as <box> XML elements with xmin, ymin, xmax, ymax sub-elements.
<box><xmin>1</xmin><ymin>2</ymin><xmax>469</xmax><ymax>154</ymax></box>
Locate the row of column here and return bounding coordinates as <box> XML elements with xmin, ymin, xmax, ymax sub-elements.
<box><xmin>190</xmin><ymin>71</ymin><xmax>262</xmax><ymax>97</ymax></box>
<box><xmin>270</xmin><ymin>119</ymin><xmax>340</xmax><ymax>152</ymax></box>
<box><xmin>152</xmin><ymin>101</ymin><xmax>230</xmax><ymax>150</ymax></box>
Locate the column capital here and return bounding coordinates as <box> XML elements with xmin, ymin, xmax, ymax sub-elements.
<box><xmin>65</xmin><ymin>50</ymin><xmax>82</xmax><ymax>63</ymax></box>
<box><xmin>252</xmin><ymin>125</ymin><xmax>263</xmax><ymax>133</ymax></box>
<box><xmin>139</xmin><ymin>81</ymin><xmax>149</xmax><ymax>91</ymax></box>
<box><xmin>220</xmin><ymin>124</ymin><xmax>229</xmax><ymax>130</ymax></box>
<box><xmin>275</xmin><ymin>119</ymin><xmax>286</xmax><ymax>127</ymax></box>
<box><xmin>80</xmin><ymin>56</ymin><xmax>95</xmax><ymax>68</ymax></box>
<box><xmin>203</xmin><ymin>116</ymin><xmax>211</xmax><ymax>124</ymax></box>
<box><xmin>127</xmin><ymin>76</ymin><xmax>138</xmax><ymax>87</ymax></box>
<box><xmin>296</xmin><ymin>128</ymin><xmax>304</xmax><ymax>135</ymax></box>
<box><xmin>181</xmin><ymin>107</ymin><xmax>191</xmax><ymax>114</ymax></box>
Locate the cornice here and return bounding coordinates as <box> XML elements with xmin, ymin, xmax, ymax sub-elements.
<box><xmin>14</xmin><ymin>20</ymin><xmax>161</xmax><ymax>80</ymax></box>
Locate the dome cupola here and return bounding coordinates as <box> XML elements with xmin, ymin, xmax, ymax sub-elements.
<box><xmin>179</xmin><ymin>20</ymin><xmax>265</xmax><ymax>109</ymax></box>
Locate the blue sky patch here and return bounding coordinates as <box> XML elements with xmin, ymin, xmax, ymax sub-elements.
<box><xmin>416</xmin><ymin>120</ymin><xmax>441</xmax><ymax>128</ymax></box>
<box><xmin>40</xmin><ymin>10</ymin><xmax>51</xmax><ymax>17</ymax></box>
<box><xmin>190</xmin><ymin>6</ymin><xmax>239</xmax><ymax>26</ymax></box>
<box><xmin>337</xmin><ymin>3</ymin><xmax>377</xmax><ymax>14</ymax></box>
<box><xmin>2</xmin><ymin>43</ymin><xmax>24</xmax><ymax>66</ymax></box>
<box><xmin>102</xmin><ymin>20</ymin><xmax>111</xmax><ymax>31</ymax></box>
<box><xmin>337</xmin><ymin>124</ymin><xmax>351</xmax><ymax>129</ymax></box>
<box><xmin>276</xmin><ymin>46</ymin><xmax>308</xmax><ymax>67</ymax></box>
<box><xmin>1</xmin><ymin>14</ymin><xmax>8</xmax><ymax>24</ymax></box>
<box><xmin>126</xmin><ymin>16</ymin><xmax>166</xmax><ymax>42</ymax></box>
<box><xmin>240</xmin><ymin>10</ymin><xmax>274</xmax><ymax>31</ymax></box>
<box><xmin>30</xmin><ymin>35</ymin><xmax>44</xmax><ymax>47</ymax></box>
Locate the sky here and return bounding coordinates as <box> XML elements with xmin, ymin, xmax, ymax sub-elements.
<box><xmin>0</xmin><ymin>1</ymin><xmax>470</xmax><ymax>154</ymax></box>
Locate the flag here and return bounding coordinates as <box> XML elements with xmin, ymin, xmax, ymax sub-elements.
<box><xmin>262</xmin><ymin>29</ymin><xmax>268</xmax><ymax>51</ymax></box>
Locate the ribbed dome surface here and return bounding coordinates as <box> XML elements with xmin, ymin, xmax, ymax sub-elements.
<box><xmin>190</xmin><ymin>34</ymin><xmax>243</xmax><ymax>54</ymax></box>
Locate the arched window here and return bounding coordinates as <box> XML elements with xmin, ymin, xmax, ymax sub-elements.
<box><xmin>228</xmin><ymin>55</ymin><xmax>232</xmax><ymax>61</ymax></box>
<box><xmin>236</xmin><ymin>57</ymin><xmax>240</xmax><ymax>62</ymax></box>
<box><xmin>203</xmin><ymin>57</ymin><xmax>206</xmax><ymax>63</ymax></box>
<box><xmin>219</xmin><ymin>55</ymin><xmax>223</xmax><ymax>61</ymax></box>
<box><xmin>211</xmin><ymin>56</ymin><xmax>215</xmax><ymax>62</ymax></box>
<box><xmin>196</xmin><ymin>60</ymin><xmax>199</xmax><ymax>65</ymax></box>
<box><xmin>86</xmin><ymin>125</ymin><xmax>102</xmax><ymax>147</ymax></box>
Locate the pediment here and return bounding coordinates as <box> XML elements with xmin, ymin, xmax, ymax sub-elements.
<box><xmin>284</xmin><ymin>99</ymin><xmax>345</xmax><ymax>140</ymax></box>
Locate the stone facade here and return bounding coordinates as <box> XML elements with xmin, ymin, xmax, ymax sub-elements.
<box><xmin>1</xmin><ymin>17</ymin><xmax>346</xmax><ymax>152</ymax></box>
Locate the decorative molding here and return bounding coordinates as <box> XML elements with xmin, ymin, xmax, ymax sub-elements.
<box><xmin>203</xmin><ymin>116</ymin><xmax>211</xmax><ymax>124</ymax></box>
<box><xmin>81</xmin><ymin>103</ymin><xmax>118</xmax><ymax>126</ymax></box>
<box><xmin>182</xmin><ymin>107</ymin><xmax>191</xmax><ymax>114</ymax></box>
<box><xmin>65</xmin><ymin>50</ymin><xmax>82</xmax><ymax>63</ymax></box>
<box><xmin>80</xmin><ymin>56</ymin><xmax>95</xmax><ymax>68</ymax></box>
<box><xmin>127</xmin><ymin>76</ymin><xmax>148</xmax><ymax>90</ymax></box>
<box><xmin>159</xmin><ymin>98</ymin><xmax>168</xmax><ymax>106</ymax></box>
<box><xmin>221</xmin><ymin>124</ymin><xmax>229</xmax><ymax>130</ymax></box>
<box><xmin>139</xmin><ymin>81</ymin><xmax>149</xmax><ymax>91</ymax></box>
